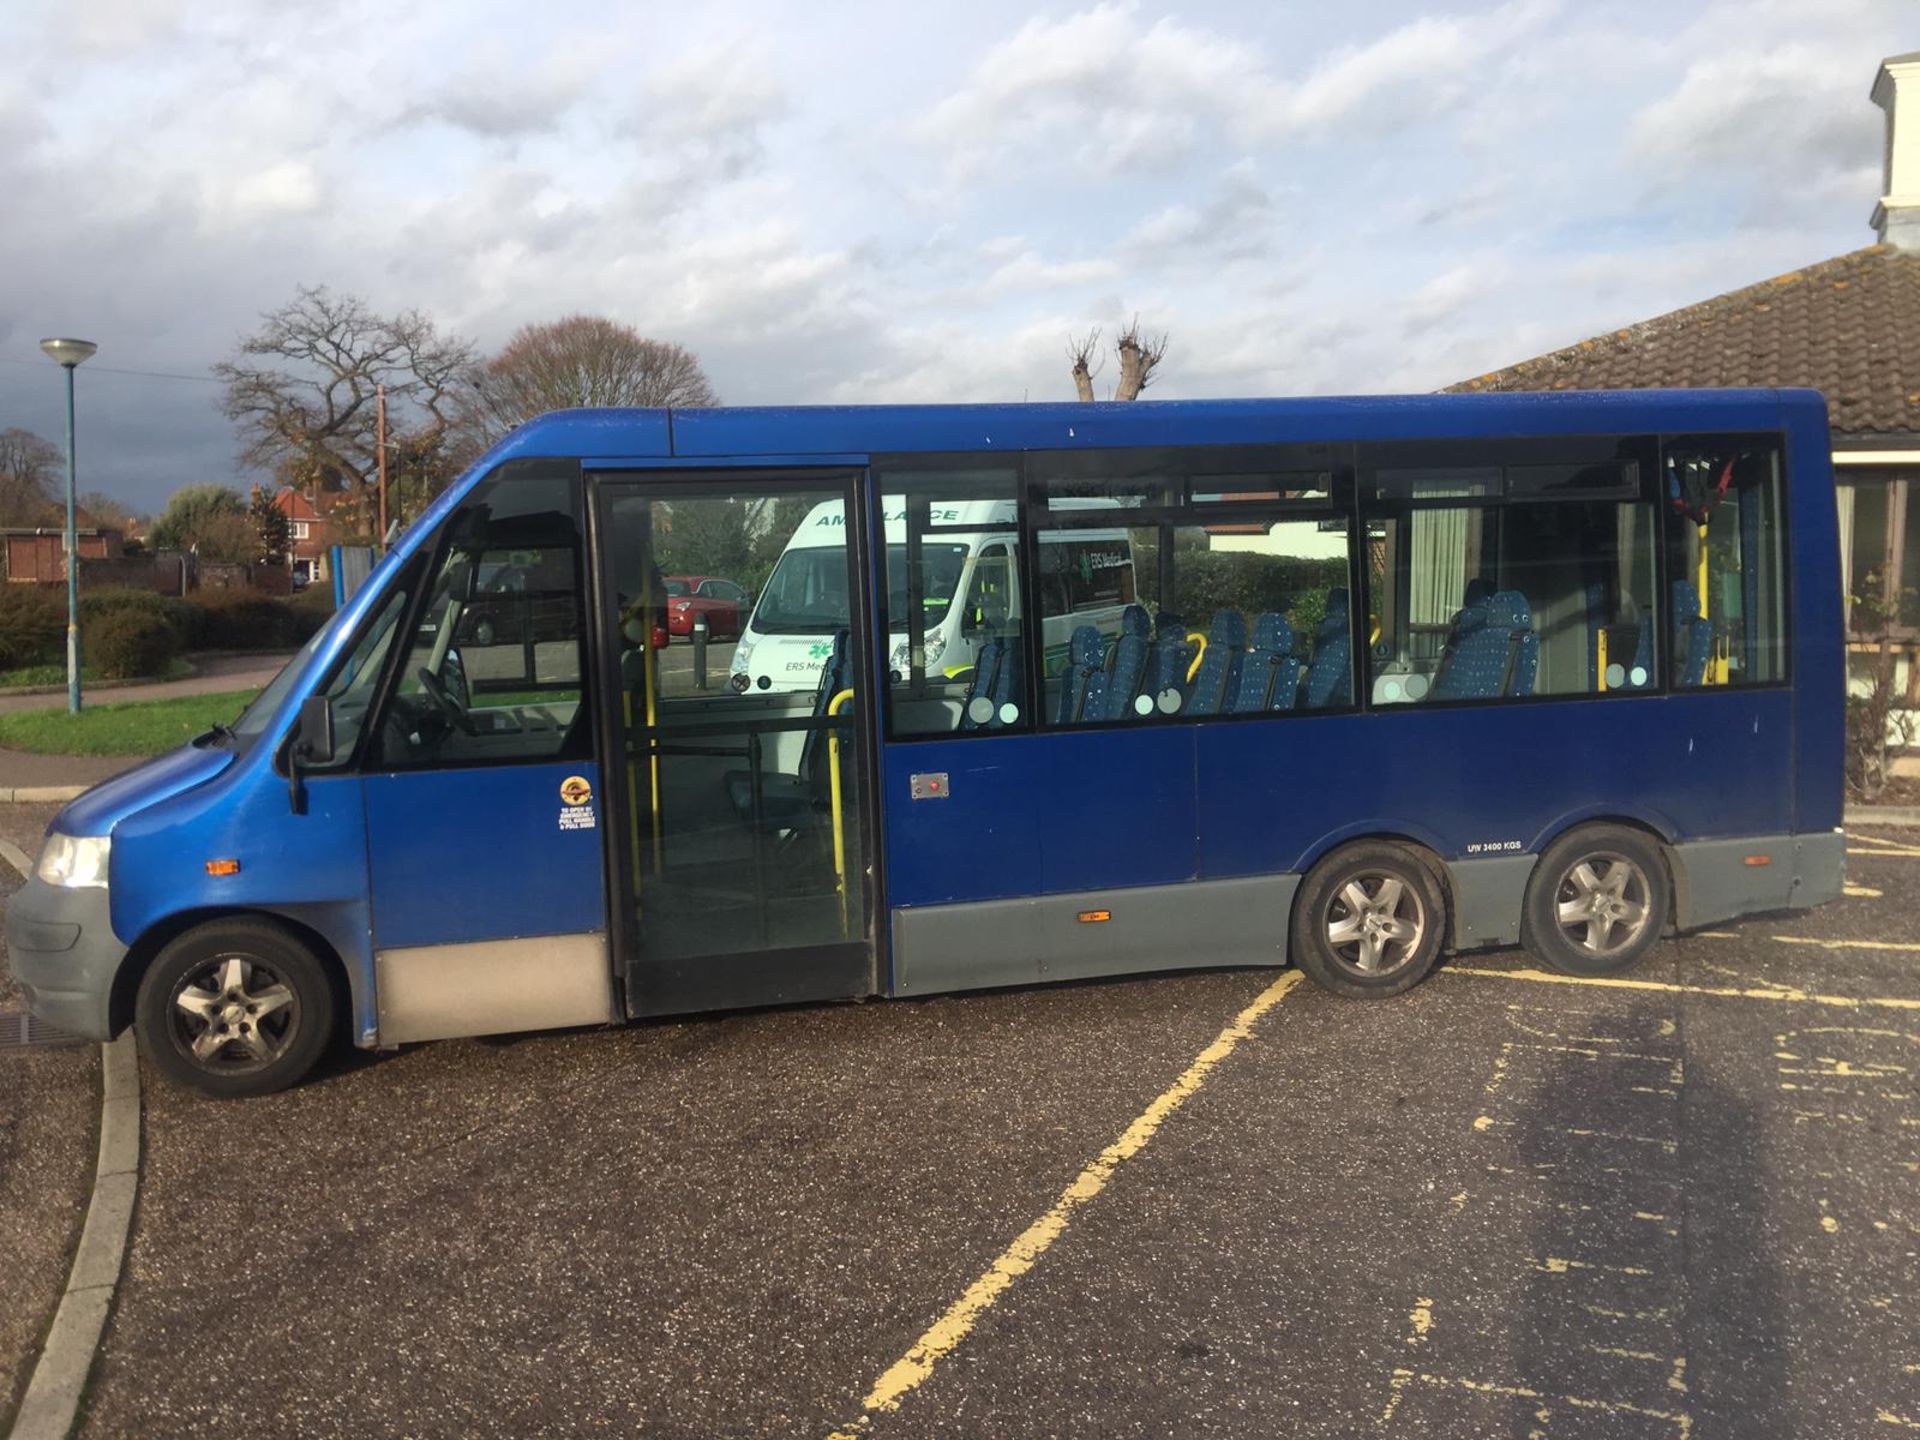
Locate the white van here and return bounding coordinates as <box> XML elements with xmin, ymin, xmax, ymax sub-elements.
<box><xmin>729</xmin><ymin>498</ymin><xmax>1134</xmax><ymax>695</ymax></box>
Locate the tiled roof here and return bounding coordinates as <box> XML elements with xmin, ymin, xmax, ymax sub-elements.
<box><xmin>1448</xmin><ymin>246</ymin><xmax>1920</xmax><ymax>440</ymax></box>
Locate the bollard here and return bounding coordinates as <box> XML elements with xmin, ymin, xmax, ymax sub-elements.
<box><xmin>693</xmin><ymin>614</ymin><xmax>709</xmax><ymax>690</ymax></box>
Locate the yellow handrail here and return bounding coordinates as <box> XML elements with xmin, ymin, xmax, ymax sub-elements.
<box><xmin>1184</xmin><ymin>631</ymin><xmax>1207</xmax><ymax>684</ymax></box>
<box><xmin>1596</xmin><ymin>626</ymin><xmax>1609</xmax><ymax>692</ymax></box>
<box><xmin>827</xmin><ymin>688</ymin><xmax>856</xmax><ymax>937</ymax></box>
<box><xmin>642</xmin><ymin>605</ymin><xmax>662</xmax><ymax>872</ymax></box>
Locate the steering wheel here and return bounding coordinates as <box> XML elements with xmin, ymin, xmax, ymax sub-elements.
<box><xmin>416</xmin><ymin>666</ymin><xmax>478</xmax><ymax>736</ymax></box>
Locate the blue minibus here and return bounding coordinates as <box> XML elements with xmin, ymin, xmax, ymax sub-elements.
<box><xmin>7</xmin><ymin>391</ymin><xmax>1844</xmax><ymax>1096</ymax></box>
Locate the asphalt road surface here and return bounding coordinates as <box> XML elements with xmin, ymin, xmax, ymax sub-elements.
<box><xmin>2</xmin><ymin>819</ymin><xmax>1916</xmax><ymax>1438</ymax></box>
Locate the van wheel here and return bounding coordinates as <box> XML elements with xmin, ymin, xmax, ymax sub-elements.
<box><xmin>135</xmin><ymin>918</ymin><xmax>335</xmax><ymax>1099</ymax></box>
<box><xmin>1521</xmin><ymin>825</ymin><xmax>1669</xmax><ymax>977</ymax></box>
<box><xmin>1291</xmin><ymin>842</ymin><xmax>1444</xmax><ymax>998</ymax></box>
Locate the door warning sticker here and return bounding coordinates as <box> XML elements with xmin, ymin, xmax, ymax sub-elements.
<box><xmin>559</xmin><ymin>775</ymin><xmax>597</xmax><ymax>831</ymax></box>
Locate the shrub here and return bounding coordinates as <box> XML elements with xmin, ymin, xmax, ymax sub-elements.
<box><xmin>287</xmin><ymin>584</ymin><xmax>337</xmax><ymax>640</ymax></box>
<box><xmin>183</xmin><ymin>587</ymin><xmax>330</xmax><ymax>652</ymax></box>
<box><xmin>78</xmin><ymin>587</ymin><xmax>195</xmax><ymax>650</ymax></box>
<box><xmin>84</xmin><ymin>608</ymin><xmax>179</xmax><ymax>680</ymax></box>
<box><xmin>0</xmin><ymin>587</ymin><xmax>64</xmax><ymax>671</ymax></box>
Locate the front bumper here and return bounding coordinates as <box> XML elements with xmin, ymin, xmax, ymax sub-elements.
<box><xmin>5</xmin><ymin>876</ymin><xmax>125</xmax><ymax>1040</ymax></box>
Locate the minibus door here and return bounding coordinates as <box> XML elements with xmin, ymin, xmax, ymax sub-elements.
<box><xmin>595</xmin><ymin>473</ymin><xmax>879</xmax><ymax>1015</ymax></box>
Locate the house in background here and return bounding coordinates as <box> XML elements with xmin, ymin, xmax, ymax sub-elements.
<box><xmin>1453</xmin><ymin>51</ymin><xmax>1920</xmax><ymax>719</ymax></box>
<box><xmin>273</xmin><ymin>487</ymin><xmax>337</xmax><ymax>586</ymax></box>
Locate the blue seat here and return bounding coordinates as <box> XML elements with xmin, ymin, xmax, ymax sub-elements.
<box><xmin>1186</xmin><ymin>610</ymin><xmax>1248</xmax><ymax>717</ymax></box>
<box><xmin>726</xmin><ymin>628</ymin><xmax>849</xmax><ymax>826</ymax></box>
<box><xmin>1302</xmin><ymin>589</ymin><xmax>1351</xmax><ymax>708</ymax></box>
<box><xmin>1431</xmin><ymin>591</ymin><xmax>1536</xmax><ymax>700</ymax></box>
<box><xmin>1500</xmin><ymin>591</ymin><xmax>1539</xmax><ymax>697</ymax></box>
<box><xmin>1095</xmin><ymin>606</ymin><xmax>1153</xmax><ymax>720</ymax></box>
<box><xmin>1058</xmin><ymin>625</ymin><xmax>1107</xmax><ymax>723</ymax></box>
<box><xmin>1145</xmin><ymin>611</ymin><xmax>1196</xmax><ymax>708</ymax></box>
<box><xmin>1629</xmin><ymin>609</ymin><xmax>1655</xmax><ymax>688</ymax></box>
<box><xmin>1230</xmin><ymin>613</ymin><xmax>1300</xmax><ymax>712</ymax></box>
<box><xmin>1672</xmin><ymin>582</ymin><xmax>1713</xmax><ymax>686</ymax></box>
<box><xmin>960</xmin><ymin>634</ymin><xmax>1022</xmax><ymax>730</ymax></box>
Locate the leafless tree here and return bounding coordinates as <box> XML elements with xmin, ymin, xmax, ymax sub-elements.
<box><xmin>458</xmin><ymin>315</ymin><xmax>719</xmax><ymax>450</ymax></box>
<box><xmin>0</xmin><ymin>427</ymin><xmax>61</xmax><ymax>527</ymax></box>
<box><xmin>1066</xmin><ymin>316</ymin><xmax>1169</xmax><ymax>402</ymax></box>
<box><xmin>215</xmin><ymin>286</ymin><xmax>475</xmax><ymax>536</ymax></box>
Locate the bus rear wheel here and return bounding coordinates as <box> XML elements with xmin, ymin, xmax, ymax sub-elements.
<box><xmin>1521</xmin><ymin>825</ymin><xmax>1669</xmax><ymax>977</ymax></box>
<box><xmin>135</xmin><ymin>918</ymin><xmax>336</xmax><ymax>1099</ymax></box>
<box><xmin>1291</xmin><ymin>842</ymin><xmax>1444</xmax><ymax>999</ymax></box>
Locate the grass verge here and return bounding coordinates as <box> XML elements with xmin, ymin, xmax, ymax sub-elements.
<box><xmin>0</xmin><ymin>689</ymin><xmax>260</xmax><ymax>757</ymax></box>
<box><xmin>0</xmin><ymin>658</ymin><xmax>194</xmax><ymax>690</ymax></box>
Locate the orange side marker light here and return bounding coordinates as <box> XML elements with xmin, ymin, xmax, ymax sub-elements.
<box><xmin>205</xmin><ymin>858</ymin><xmax>241</xmax><ymax>876</ymax></box>
<box><xmin>1077</xmin><ymin>909</ymin><xmax>1111</xmax><ymax>923</ymax></box>
<box><xmin>1743</xmin><ymin>854</ymin><xmax>1772</xmax><ymax>867</ymax></box>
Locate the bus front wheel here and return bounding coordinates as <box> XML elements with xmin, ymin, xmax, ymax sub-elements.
<box><xmin>135</xmin><ymin>918</ymin><xmax>336</xmax><ymax>1099</ymax></box>
<box><xmin>1520</xmin><ymin>825</ymin><xmax>1669</xmax><ymax>978</ymax></box>
<box><xmin>1290</xmin><ymin>842</ymin><xmax>1445</xmax><ymax>999</ymax></box>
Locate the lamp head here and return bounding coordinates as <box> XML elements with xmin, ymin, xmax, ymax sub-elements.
<box><xmin>39</xmin><ymin>338</ymin><xmax>98</xmax><ymax>369</ymax></box>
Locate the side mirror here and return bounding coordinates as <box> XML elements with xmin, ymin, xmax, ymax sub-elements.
<box><xmin>297</xmin><ymin>694</ymin><xmax>336</xmax><ymax>766</ymax></box>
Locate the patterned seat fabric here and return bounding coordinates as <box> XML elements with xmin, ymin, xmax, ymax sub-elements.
<box><xmin>1058</xmin><ymin>625</ymin><xmax>1107</xmax><ymax>723</ymax></box>
<box><xmin>1431</xmin><ymin>591</ymin><xmax>1536</xmax><ymax>700</ymax></box>
<box><xmin>1185</xmin><ymin>610</ymin><xmax>1248</xmax><ymax>717</ymax></box>
<box><xmin>960</xmin><ymin>634</ymin><xmax>1022</xmax><ymax>730</ymax></box>
<box><xmin>1094</xmin><ymin>605</ymin><xmax>1153</xmax><ymax>720</ymax></box>
<box><xmin>1629</xmin><ymin>610</ymin><xmax>1655</xmax><ymax>688</ymax></box>
<box><xmin>1672</xmin><ymin>582</ymin><xmax>1714</xmax><ymax>686</ymax></box>
<box><xmin>1145</xmin><ymin>611</ymin><xmax>1195</xmax><ymax>704</ymax></box>
<box><xmin>1302</xmin><ymin>588</ymin><xmax>1351</xmax><ymax>708</ymax></box>
<box><xmin>1230</xmin><ymin>613</ymin><xmax>1300</xmax><ymax>712</ymax></box>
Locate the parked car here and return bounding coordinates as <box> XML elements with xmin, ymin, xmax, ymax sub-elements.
<box><xmin>663</xmin><ymin>575</ymin><xmax>749</xmax><ymax>638</ymax></box>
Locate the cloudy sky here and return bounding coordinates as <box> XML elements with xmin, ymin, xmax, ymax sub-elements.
<box><xmin>0</xmin><ymin>0</ymin><xmax>1911</xmax><ymax>512</ymax></box>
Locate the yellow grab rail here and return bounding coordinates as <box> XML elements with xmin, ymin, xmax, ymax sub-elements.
<box><xmin>827</xmin><ymin>688</ymin><xmax>856</xmax><ymax>937</ymax></box>
<box><xmin>1184</xmin><ymin>632</ymin><xmax>1207</xmax><ymax>684</ymax></box>
<box><xmin>641</xmin><ymin>605</ymin><xmax>663</xmax><ymax>872</ymax></box>
<box><xmin>1596</xmin><ymin>626</ymin><xmax>1609</xmax><ymax>692</ymax></box>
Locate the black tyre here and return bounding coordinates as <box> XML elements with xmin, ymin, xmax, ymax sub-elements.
<box><xmin>1521</xmin><ymin>824</ymin><xmax>1670</xmax><ymax>977</ymax></box>
<box><xmin>135</xmin><ymin>917</ymin><xmax>336</xmax><ymax>1099</ymax></box>
<box><xmin>1290</xmin><ymin>841</ymin><xmax>1445</xmax><ymax>998</ymax></box>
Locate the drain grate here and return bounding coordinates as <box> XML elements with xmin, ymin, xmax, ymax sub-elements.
<box><xmin>0</xmin><ymin>1009</ymin><xmax>85</xmax><ymax>1049</ymax></box>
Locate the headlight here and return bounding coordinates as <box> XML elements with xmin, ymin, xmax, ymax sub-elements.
<box><xmin>729</xmin><ymin>634</ymin><xmax>757</xmax><ymax>675</ymax></box>
<box><xmin>37</xmin><ymin>833</ymin><xmax>110</xmax><ymax>889</ymax></box>
<box><xmin>888</xmin><ymin>633</ymin><xmax>948</xmax><ymax>678</ymax></box>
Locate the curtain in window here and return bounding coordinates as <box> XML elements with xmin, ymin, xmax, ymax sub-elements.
<box><xmin>1409</xmin><ymin>508</ymin><xmax>1470</xmax><ymax>625</ymax></box>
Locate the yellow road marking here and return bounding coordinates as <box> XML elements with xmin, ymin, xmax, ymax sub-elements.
<box><xmin>1848</xmin><ymin>884</ymin><xmax>1884</xmax><ymax>897</ymax></box>
<box><xmin>1849</xmin><ymin>847</ymin><xmax>1920</xmax><ymax>859</ymax></box>
<box><xmin>1408</xmin><ymin>1297</ymin><xmax>1433</xmax><ymax>1344</ymax></box>
<box><xmin>1446</xmin><ymin>965</ymin><xmax>1920</xmax><ymax>1012</ymax></box>
<box><xmin>825</xmin><ymin>970</ymin><xmax>1303</xmax><ymax>1436</ymax></box>
<box><xmin>1848</xmin><ymin>829</ymin><xmax>1920</xmax><ymax>854</ymax></box>
<box><xmin>1878</xmin><ymin>1409</ymin><xmax>1920</xmax><ymax>1430</ymax></box>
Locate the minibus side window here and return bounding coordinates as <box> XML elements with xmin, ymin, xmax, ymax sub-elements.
<box><xmin>371</xmin><ymin>475</ymin><xmax>591</xmax><ymax>770</ymax></box>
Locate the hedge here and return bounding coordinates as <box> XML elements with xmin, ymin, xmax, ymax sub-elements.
<box><xmin>0</xmin><ymin>587</ymin><xmax>64</xmax><ymax>670</ymax></box>
<box><xmin>1130</xmin><ymin>541</ymin><xmax>1347</xmax><ymax>638</ymax></box>
<box><xmin>84</xmin><ymin>609</ymin><xmax>179</xmax><ymax>680</ymax></box>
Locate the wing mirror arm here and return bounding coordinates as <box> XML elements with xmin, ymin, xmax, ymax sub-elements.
<box><xmin>287</xmin><ymin>694</ymin><xmax>335</xmax><ymax>814</ymax></box>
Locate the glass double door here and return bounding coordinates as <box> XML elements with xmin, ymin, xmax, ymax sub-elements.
<box><xmin>596</xmin><ymin>473</ymin><xmax>877</xmax><ymax>1015</ymax></box>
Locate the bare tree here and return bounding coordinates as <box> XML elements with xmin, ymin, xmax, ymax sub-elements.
<box><xmin>216</xmin><ymin>286</ymin><xmax>475</xmax><ymax>537</ymax></box>
<box><xmin>1066</xmin><ymin>316</ymin><xmax>1169</xmax><ymax>402</ymax></box>
<box><xmin>459</xmin><ymin>315</ymin><xmax>719</xmax><ymax>449</ymax></box>
<box><xmin>0</xmin><ymin>427</ymin><xmax>60</xmax><ymax>526</ymax></box>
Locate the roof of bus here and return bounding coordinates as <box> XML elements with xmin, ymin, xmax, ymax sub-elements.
<box><xmin>482</xmin><ymin>389</ymin><xmax>1828</xmax><ymax>466</ymax></box>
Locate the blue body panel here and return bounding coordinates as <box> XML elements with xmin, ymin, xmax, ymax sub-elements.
<box><xmin>363</xmin><ymin>762</ymin><xmax>606</xmax><ymax>950</ymax></box>
<box><xmin>57</xmin><ymin>743</ymin><xmax>232</xmax><ymax>839</ymax></box>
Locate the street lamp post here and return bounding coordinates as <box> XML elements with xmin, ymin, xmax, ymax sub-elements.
<box><xmin>39</xmin><ymin>337</ymin><xmax>98</xmax><ymax>714</ymax></box>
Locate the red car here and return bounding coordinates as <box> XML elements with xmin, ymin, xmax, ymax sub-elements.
<box><xmin>664</xmin><ymin>575</ymin><xmax>749</xmax><ymax>639</ymax></box>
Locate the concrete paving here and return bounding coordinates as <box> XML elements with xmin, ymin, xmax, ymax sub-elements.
<box><xmin>0</xmin><ymin>835</ymin><xmax>1892</xmax><ymax>1439</ymax></box>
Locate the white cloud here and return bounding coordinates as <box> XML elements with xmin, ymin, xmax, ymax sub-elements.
<box><xmin>207</xmin><ymin>159</ymin><xmax>324</xmax><ymax>224</ymax></box>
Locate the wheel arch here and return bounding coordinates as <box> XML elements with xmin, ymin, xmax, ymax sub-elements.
<box><xmin>111</xmin><ymin>906</ymin><xmax>356</xmax><ymax>1038</ymax></box>
<box><xmin>1287</xmin><ymin>830</ymin><xmax>1457</xmax><ymax>951</ymax></box>
<box><xmin>1527</xmin><ymin>813</ymin><xmax>1686</xmax><ymax>936</ymax></box>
